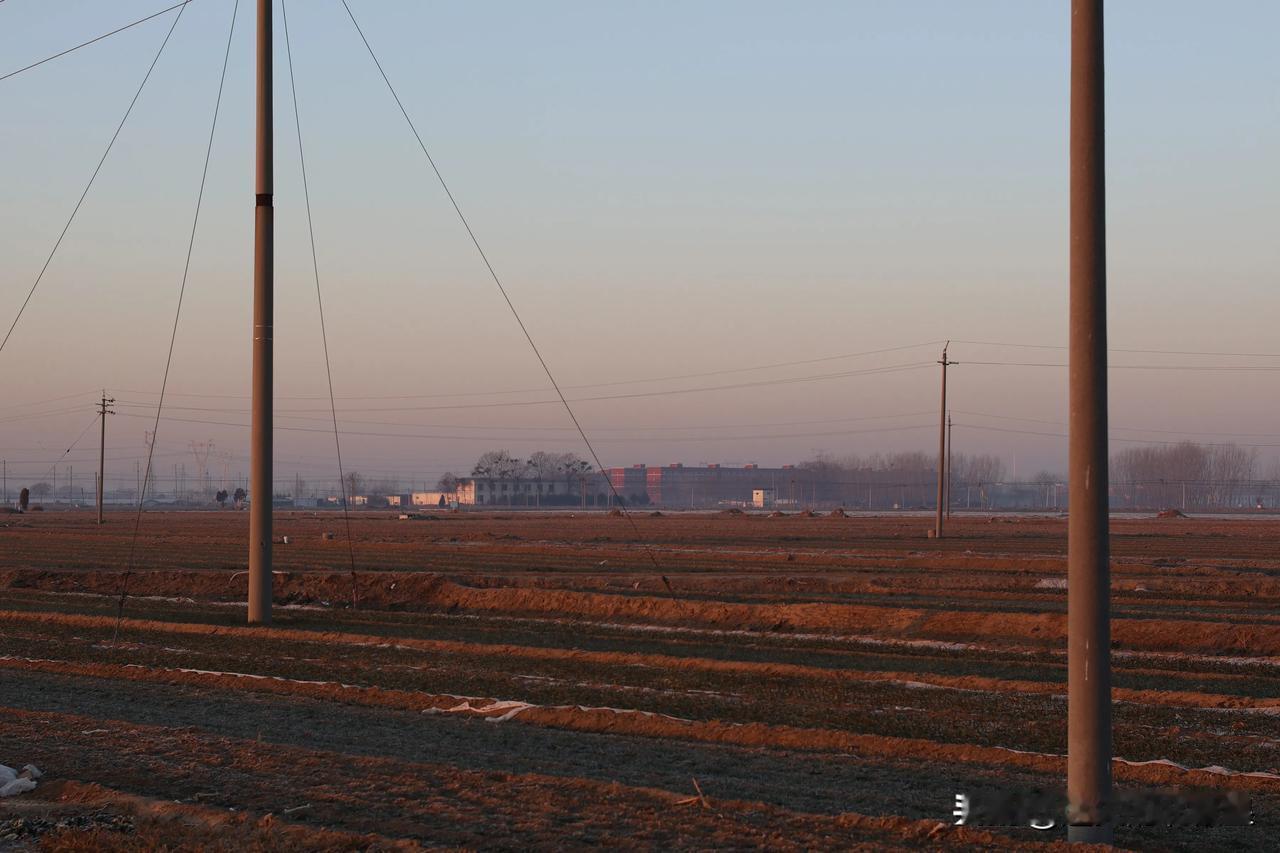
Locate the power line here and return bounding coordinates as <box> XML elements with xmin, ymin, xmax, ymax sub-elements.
<box><xmin>20</xmin><ymin>412</ymin><xmax>102</xmax><ymax>492</ymax></box>
<box><xmin>93</xmin><ymin>336</ymin><xmax>1280</xmax><ymax>404</ymax></box>
<box><xmin>108</xmin><ymin>340</ymin><xmax>944</xmax><ymax>402</ymax></box>
<box><xmin>282</xmin><ymin>0</ymin><xmax>358</xmax><ymax>604</ymax></box>
<box><xmin>955</xmin><ymin>422</ymin><xmax>1280</xmax><ymax>449</ymax></box>
<box><xmin>109</xmin><ymin>402</ymin><xmax>936</xmax><ymax>435</ymax></box>
<box><xmin>0</xmin><ymin>3</ymin><xmax>189</xmax><ymax>360</ymax></box>
<box><xmin>4</xmin><ymin>448</ymin><xmax>192</xmax><ymax>468</ymax></box>
<box><xmin>0</xmin><ymin>1</ymin><xmax>192</xmax><ymax>83</ymax></box>
<box><xmin>4</xmin><ymin>390</ymin><xmax>102</xmax><ymax>409</ymax></box>
<box><xmin>109</xmin><ymin>408</ymin><xmax>937</xmax><ymax>444</ymax></box>
<box><xmin>961</xmin><ymin>360</ymin><xmax>1280</xmax><ymax>371</ymax></box>
<box><xmin>0</xmin><ymin>405</ymin><xmax>94</xmax><ymax>426</ymax></box>
<box><xmin>341</xmin><ymin>0</ymin><xmax>677</xmax><ymax>572</ymax></box>
<box><xmin>107</xmin><ymin>361</ymin><xmax>931</xmax><ymax>416</ymax></box>
<box><xmin>116</xmin><ymin>0</ymin><xmax>239</xmax><ymax>639</ymax></box>
<box><xmin>953</xmin><ymin>339</ymin><xmax>1280</xmax><ymax>359</ymax></box>
<box><xmin>957</xmin><ymin>409</ymin><xmax>1280</xmax><ymax>440</ymax></box>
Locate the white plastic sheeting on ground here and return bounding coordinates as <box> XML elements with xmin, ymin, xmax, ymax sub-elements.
<box><xmin>423</xmin><ymin>699</ymin><xmax>534</xmax><ymax>723</ymax></box>
<box><xmin>0</xmin><ymin>763</ymin><xmax>42</xmax><ymax>797</ymax></box>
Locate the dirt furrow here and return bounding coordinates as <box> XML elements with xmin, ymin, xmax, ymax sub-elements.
<box><xmin>9</xmin><ymin>568</ymin><xmax>1280</xmax><ymax>655</ymax></box>
<box><xmin>0</xmin><ymin>703</ymin><xmax>1069</xmax><ymax>850</ymax></box>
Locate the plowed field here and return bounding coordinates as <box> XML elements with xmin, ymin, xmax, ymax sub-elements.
<box><xmin>1</xmin><ymin>511</ymin><xmax>1275</xmax><ymax>849</ymax></box>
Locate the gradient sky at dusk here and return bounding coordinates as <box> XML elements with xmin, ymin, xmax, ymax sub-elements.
<box><xmin>2</xmin><ymin>1</ymin><xmax>1277</xmax><ymax>491</ymax></box>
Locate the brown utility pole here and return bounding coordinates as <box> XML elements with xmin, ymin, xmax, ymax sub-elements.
<box><xmin>946</xmin><ymin>413</ymin><xmax>953</xmax><ymax>519</ymax></box>
<box><xmin>1068</xmin><ymin>0</ymin><xmax>1112</xmax><ymax>842</ymax></box>
<box><xmin>248</xmin><ymin>0</ymin><xmax>274</xmax><ymax>625</ymax></box>
<box><xmin>934</xmin><ymin>343</ymin><xmax>955</xmax><ymax>538</ymax></box>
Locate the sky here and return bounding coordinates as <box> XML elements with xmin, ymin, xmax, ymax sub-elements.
<box><xmin>1</xmin><ymin>0</ymin><xmax>1277</xmax><ymax>495</ymax></box>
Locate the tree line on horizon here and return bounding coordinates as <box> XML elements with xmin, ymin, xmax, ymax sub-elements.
<box><xmin>11</xmin><ymin>441</ymin><xmax>1273</xmax><ymax>511</ymax></box>
<box><xmin>1110</xmin><ymin>441</ymin><xmax>1265</xmax><ymax>509</ymax></box>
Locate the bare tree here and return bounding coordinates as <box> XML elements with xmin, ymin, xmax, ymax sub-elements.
<box><xmin>472</xmin><ymin>450</ymin><xmax>526</xmax><ymax>505</ymax></box>
<box><xmin>472</xmin><ymin>450</ymin><xmax>522</xmax><ymax>479</ymax></box>
<box><xmin>1112</xmin><ymin>441</ymin><xmax>1255</xmax><ymax>509</ymax></box>
<box><xmin>526</xmin><ymin>451</ymin><xmax>560</xmax><ymax>506</ymax></box>
<box><xmin>555</xmin><ymin>454</ymin><xmax>594</xmax><ymax>500</ymax></box>
<box><xmin>1208</xmin><ymin>444</ymin><xmax>1256</xmax><ymax>508</ymax></box>
<box><xmin>343</xmin><ymin>471</ymin><xmax>364</xmax><ymax>506</ymax></box>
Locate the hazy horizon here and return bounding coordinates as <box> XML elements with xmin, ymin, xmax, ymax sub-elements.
<box><xmin>3</xmin><ymin>1</ymin><xmax>1277</xmax><ymax>492</ymax></box>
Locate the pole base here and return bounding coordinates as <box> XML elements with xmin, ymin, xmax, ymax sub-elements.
<box><xmin>1067</xmin><ymin>824</ymin><xmax>1112</xmax><ymax>844</ymax></box>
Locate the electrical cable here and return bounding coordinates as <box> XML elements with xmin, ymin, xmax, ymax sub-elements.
<box><xmin>340</xmin><ymin>0</ymin><xmax>726</xmax><ymax>582</ymax></box>
<box><xmin>114</xmin><ymin>0</ymin><xmax>239</xmax><ymax>641</ymax></box>
<box><xmin>0</xmin><ymin>1</ymin><xmax>192</xmax><ymax>83</ymax></box>
<box><xmin>956</xmin><ymin>409</ymin><xmax>1280</xmax><ymax>440</ymax></box>
<box><xmin>952</xmin><ymin>339</ymin><xmax>1280</xmax><ymax>359</ymax></box>
<box><xmin>960</xmin><ymin>360</ymin><xmax>1280</xmax><ymax>371</ymax></box>
<box><xmin>109</xmin><ymin>360</ymin><xmax>933</xmax><ymax>415</ymax></box>
<box><xmin>4</xmin><ymin>389</ymin><xmax>103</xmax><ymax>409</ymax></box>
<box><xmin>97</xmin><ymin>335</ymin><xmax>1280</xmax><ymax>402</ymax></box>
<box><xmin>105</xmin><ymin>402</ymin><xmax>936</xmax><ymax>435</ymax></box>
<box><xmin>109</xmin><ymin>408</ymin><xmax>937</xmax><ymax>443</ymax></box>
<box><xmin>953</xmin><ymin>422</ymin><xmax>1280</xmax><ymax>449</ymax></box>
<box><xmin>1</xmin><ymin>3</ymin><xmax>190</xmax><ymax>360</ymax></box>
<box><xmin>282</xmin><ymin>0</ymin><xmax>359</xmax><ymax>608</ymax></box>
<box><xmin>102</xmin><ymin>340</ymin><xmax>938</xmax><ymax>402</ymax></box>
<box><xmin>0</xmin><ymin>405</ymin><xmax>92</xmax><ymax>426</ymax></box>
<box><xmin>14</xmin><ymin>411</ymin><xmax>101</xmax><ymax>505</ymax></box>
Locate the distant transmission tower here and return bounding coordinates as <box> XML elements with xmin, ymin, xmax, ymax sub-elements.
<box><xmin>143</xmin><ymin>430</ymin><xmax>156</xmax><ymax>499</ymax></box>
<box><xmin>189</xmin><ymin>440</ymin><xmax>213</xmax><ymax>499</ymax></box>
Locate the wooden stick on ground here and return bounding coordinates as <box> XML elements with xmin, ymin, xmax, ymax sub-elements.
<box><xmin>692</xmin><ymin>777</ymin><xmax>710</xmax><ymax>810</ymax></box>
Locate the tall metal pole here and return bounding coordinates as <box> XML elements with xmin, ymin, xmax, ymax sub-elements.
<box><xmin>248</xmin><ymin>0</ymin><xmax>274</xmax><ymax>625</ymax></box>
<box><xmin>1068</xmin><ymin>0</ymin><xmax>1111</xmax><ymax>842</ymax></box>
<box><xmin>934</xmin><ymin>343</ymin><xmax>954</xmax><ymax>538</ymax></box>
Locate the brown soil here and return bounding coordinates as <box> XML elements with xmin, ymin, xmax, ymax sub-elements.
<box><xmin>3</xmin><ymin>511</ymin><xmax>1277</xmax><ymax>849</ymax></box>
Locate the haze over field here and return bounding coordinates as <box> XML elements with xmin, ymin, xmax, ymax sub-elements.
<box><xmin>4</xmin><ymin>4</ymin><xmax>1280</xmax><ymax>847</ymax></box>
<box><xmin>2</xmin><ymin>1</ymin><xmax>1277</xmax><ymax>489</ymax></box>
